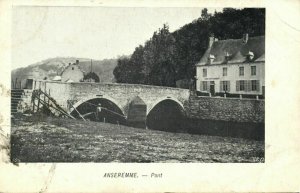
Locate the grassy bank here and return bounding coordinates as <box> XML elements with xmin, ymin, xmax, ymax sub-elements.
<box><xmin>11</xmin><ymin>114</ymin><xmax>264</xmax><ymax>163</ymax></box>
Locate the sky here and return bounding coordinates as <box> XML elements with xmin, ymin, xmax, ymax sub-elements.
<box><xmin>12</xmin><ymin>6</ymin><xmax>222</xmax><ymax>69</ymax></box>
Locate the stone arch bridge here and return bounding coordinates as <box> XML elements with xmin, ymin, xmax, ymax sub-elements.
<box><xmin>15</xmin><ymin>80</ymin><xmax>264</xmax><ymax>138</ymax></box>
<box><xmin>34</xmin><ymin>80</ymin><xmax>190</xmax><ymax>126</ymax></box>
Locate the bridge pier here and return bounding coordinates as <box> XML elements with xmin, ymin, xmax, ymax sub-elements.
<box><xmin>127</xmin><ymin>96</ymin><xmax>147</xmax><ymax>128</ymax></box>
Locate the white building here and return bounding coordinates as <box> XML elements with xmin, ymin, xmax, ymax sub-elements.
<box><xmin>61</xmin><ymin>60</ymin><xmax>84</xmax><ymax>82</ymax></box>
<box><xmin>195</xmin><ymin>34</ymin><xmax>265</xmax><ymax>97</ymax></box>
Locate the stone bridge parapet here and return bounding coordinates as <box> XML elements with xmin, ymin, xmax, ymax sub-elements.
<box><xmin>34</xmin><ymin>80</ymin><xmax>191</xmax><ymax>117</ymax></box>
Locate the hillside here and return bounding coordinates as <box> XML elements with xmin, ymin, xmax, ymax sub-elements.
<box><xmin>11</xmin><ymin>57</ymin><xmax>118</xmax><ymax>83</ymax></box>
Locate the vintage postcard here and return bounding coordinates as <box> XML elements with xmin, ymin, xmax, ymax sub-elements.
<box><xmin>0</xmin><ymin>0</ymin><xmax>299</xmax><ymax>192</ymax></box>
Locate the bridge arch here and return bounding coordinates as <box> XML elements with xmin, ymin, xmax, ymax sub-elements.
<box><xmin>146</xmin><ymin>97</ymin><xmax>186</xmax><ymax>132</ymax></box>
<box><xmin>69</xmin><ymin>95</ymin><xmax>124</xmax><ymax>114</ymax></box>
<box><xmin>146</xmin><ymin>96</ymin><xmax>185</xmax><ymax>115</ymax></box>
<box><xmin>68</xmin><ymin>95</ymin><xmax>126</xmax><ymax>123</ymax></box>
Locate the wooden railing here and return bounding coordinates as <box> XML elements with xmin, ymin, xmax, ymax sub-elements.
<box><xmin>31</xmin><ymin>89</ymin><xmax>75</xmax><ymax>119</ymax></box>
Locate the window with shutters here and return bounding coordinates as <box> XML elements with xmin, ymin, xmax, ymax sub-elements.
<box><xmin>236</xmin><ymin>80</ymin><xmax>245</xmax><ymax>91</ymax></box>
<box><xmin>251</xmin><ymin>80</ymin><xmax>260</xmax><ymax>91</ymax></box>
<box><xmin>239</xmin><ymin>66</ymin><xmax>244</xmax><ymax>76</ymax></box>
<box><xmin>220</xmin><ymin>81</ymin><xmax>230</xmax><ymax>92</ymax></box>
<box><xmin>240</xmin><ymin>80</ymin><xmax>245</xmax><ymax>90</ymax></box>
<box><xmin>223</xmin><ymin>67</ymin><xmax>227</xmax><ymax>76</ymax></box>
<box><xmin>251</xmin><ymin>66</ymin><xmax>256</xmax><ymax>76</ymax></box>
<box><xmin>203</xmin><ymin>69</ymin><xmax>207</xmax><ymax>77</ymax></box>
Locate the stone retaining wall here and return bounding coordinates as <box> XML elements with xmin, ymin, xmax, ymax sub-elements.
<box><xmin>186</xmin><ymin>95</ymin><xmax>264</xmax><ymax>123</ymax></box>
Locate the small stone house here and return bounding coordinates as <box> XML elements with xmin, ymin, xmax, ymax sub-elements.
<box><xmin>195</xmin><ymin>34</ymin><xmax>265</xmax><ymax>96</ymax></box>
<box><xmin>61</xmin><ymin>60</ymin><xmax>84</xmax><ymax>82</ymax></box>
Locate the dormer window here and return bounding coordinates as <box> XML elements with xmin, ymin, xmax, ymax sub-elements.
<box><xmin>247</xmin><ymin>51</ymin><xmax>254</xmax><ymax>61</ymax></box>
<box><xmin>225</xmin><ymin>52</ymin><xmax>231</xmax><ymax>62</ymax></box>
<box><xmin>208</xmin><ymin>54</ymin><xmax>215</xmax><ymax>64</ymax></box>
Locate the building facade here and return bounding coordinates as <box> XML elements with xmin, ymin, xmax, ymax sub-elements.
<box><xmin>61</xmin><ymin>60</ymin><xmax>85</xmax><ymax>82</ymax></box>
<box><xmin>195</xmin><ymin>34</ymin><xmax>265</xmax><ymax>96</ymax></box>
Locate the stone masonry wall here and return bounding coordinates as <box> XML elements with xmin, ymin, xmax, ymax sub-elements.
<box><xmin>33</xmin><ymin>81</ymin><xmax>190</xmax><ymax>115</ymax></box>
<box><xmin>67</xmin><ymin>82</ymin><xmax>190</xmax><ymax>115</ymax></box>
<box><xmin>35</xmin><ymin>81</ymin><xmax>72</xmax><ymax>110</ymax></box>
<box><xmin>186</xmin><ymin>95</ymin><xmax>264</xmax><ymax>123</ymax></box>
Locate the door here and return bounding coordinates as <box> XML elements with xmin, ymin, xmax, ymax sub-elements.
<box><xmin>25</xmin><ymin>79</ymin><xmax>33</xmax><ymax>89</ymax></box>
<box><xmin>210</xmin><ymin>81</ymin><xmax>215</xmax><ymax>96</ymax></box>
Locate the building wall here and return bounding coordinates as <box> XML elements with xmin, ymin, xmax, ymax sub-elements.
<box><xmin>61</xmin><ymin>64</ymin><xmax>84</xmax><ymax>82</ymax></box>
<box><xmin>196</xmin><ymin>62</ymin><xmax>265</xmax><ymax>95</ymax></box>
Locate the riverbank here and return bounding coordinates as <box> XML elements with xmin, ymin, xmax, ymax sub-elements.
<box><xmin>11</xmin><ymin>114</ymin><xmax>264</xmax><ymax>163</ymax></box>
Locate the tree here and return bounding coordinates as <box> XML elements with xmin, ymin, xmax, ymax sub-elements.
<box><xmin>113</xmin><ymin>57</ymin><xmax>131</xmax><ymax>83</ymax></box>
<box><xmin>113</xmin><ymin>8</ymin><xmax>265</xmax><ymax>87</ymax></box>
<box><xmin>83</xmin><ymin>72</ymin><xmax>100</xmax><ymax>82</ymax></box>
<box><xmin>201</xmin><ymin>8</ymin><xmax>211</xmax><ymax>20</ymax></box>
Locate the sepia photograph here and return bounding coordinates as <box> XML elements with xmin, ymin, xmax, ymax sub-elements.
<box><xmin>1</xmin><ymin>0</ymin><xmax>300</xmax><ymax>192</ymax></box>
<box><xmin>9</xmin><ymin>6</ymin><xmax>266</xmax><ymax>163</ymax></box>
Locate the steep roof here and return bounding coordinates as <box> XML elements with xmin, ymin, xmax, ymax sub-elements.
<box><xmin>196</xmin><ymin>36</ymin><xmax>265</xmax><ymax>66</ymax></box>
<box><xmin>255</xmin><ymin>53</ymin><xmax>265</xmax><ymax>62</ymax></box>
<box><xmin>60</xmin><ymin>62</ymin><xmax>84</xmax><ymax>76</ymax></box>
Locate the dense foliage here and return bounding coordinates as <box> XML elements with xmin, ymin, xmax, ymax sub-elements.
<box><xmin>83</xmin><ymin>72</ymin><xmax>100</xmax><ymax>82</ymax></box>
<box><xmin>113</xmin><ymin>8</ymin><xmax>265</xmax><ymax>87</ymax></box>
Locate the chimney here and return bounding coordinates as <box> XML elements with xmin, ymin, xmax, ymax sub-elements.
<box><xmin>208</xmin><ymin>36</ymin><xmax>215</xmax><ymax>47</ymax></box>
<box><xmin>243</xmin><ymin>33</ymin><xmax>249</xmax><ymax>43</ymax></box>
<box><xmin>76</xmin><ymin>60</ymin><xmax>79</xmax><ymax>65</ymax></box>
